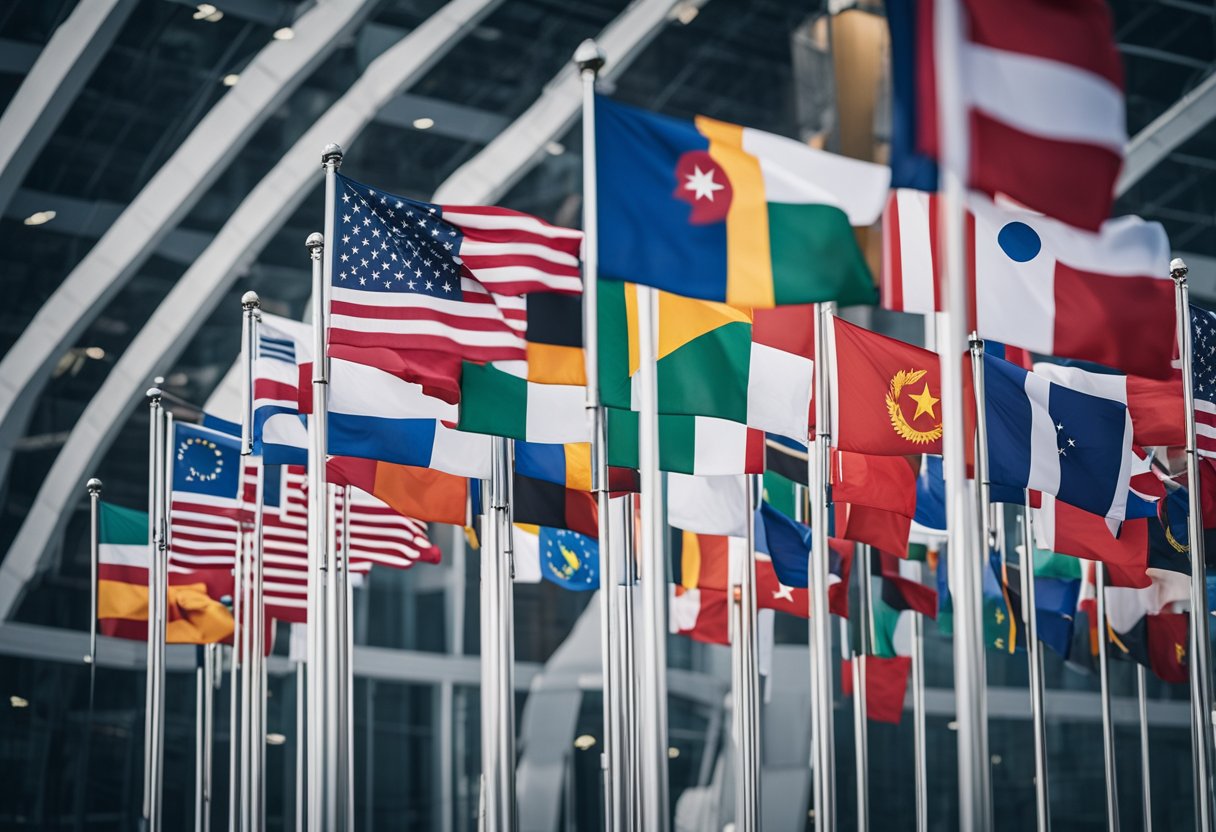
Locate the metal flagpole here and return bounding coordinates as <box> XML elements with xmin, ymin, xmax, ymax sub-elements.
<box><xmin>573</xmin><ymin>37</ymin><xmax>629</xmax><ymax>832</ymax></box>
<box><xmin>251</xmin><ymin>462</ymin><xmax>267</xmax><ymax>831</ymax></box>
<box><xmin>1095</xmin><ymin>562</ymin><xmax>1121</xmax><ymax>832</ymax></box>
<box><xmin>239</xmin><ymin>289</ymin><xmax>259</xmax><ymax>832</ymax></box>
<box><xmin>196</xmin><ymin>647</ymin><xmax>207</xmax><ymax>832</ymax></box>
<box><xmin>636</xmin><ymin>284</ymin><xmax>671</xmax><ymax>831</ymax></box>
<box><xmin>229</xmin><ymin>534</ymin><xmax>243</xmax><ymax>832</ymax></box>
<box><xmin>295</xmin><ymin>657</ymin><xmax>306</xmax><ymax>832</ymax></box>
<box><xmin>204</xmin><ymin>642</ymin><xmax>217</xmax><ymax>832</ymax></box>
<box><xmin>1137</xmin><ymin>664</ymin><xmax>1152</xmax><ymax>832</ymax></box>
<box><xmin>87</xmin><ymin>478</ymin><xmax>102</xmax><ymax>709</ymax></box>
<box><xmin>809</xmin><ymin>302</ymin><xmax>837</xmax><ymax>832</ymax></box>
<box><xmin>1020</xmin><ymin>502</ymin><xmax>1051</xmax><ymax>832</ymax></box>
<box><xmin>910</xmin><ymin>607</ymin><xmax>928</xmax><ymax>832</ymax></box>
<box><xmin>1171</xmin><ymin>257</ymin><xmax>1215</xmax><ymax>831</ymax></box>
<box><xmin>339</xmin><ymin>485</ymin><xmax>355</xmax><ymax>832</ymax></box>
<box><xmin>239</xmin><ymin>525</ymin><xmax>253</xmax><ymax>832</ymax></box>
<box><xmin>732</xmin><ymin>477</ymin><xmax>762</xmax><ymax>832</ymax></box>
<box><xmin>154</xmin><ymin>406</ymin><xmax>172</xmax><ymax>832</ymax></box>
<box><xmin>853</xmin><ymin>544</ymin><xmax>871</xmax><ymax>832</ymax></box>
<box><xmin>621</xmin><ymin>496</ymin><xmax>643</xmax><ymax>831</ymax></box>
<box><xmin>934</xmin><ymin>0</ymin><xmax>991</xmax><ymax>824</ymax></box>
<box><xmin>499</xmin><ymin>444</ymin><xmax>517</xmax><ymax>829</ymax></box>
<box><xmin>142</xmin><ymin>390</ymin><xmax>159</xmax><ymax>830</ymax></box>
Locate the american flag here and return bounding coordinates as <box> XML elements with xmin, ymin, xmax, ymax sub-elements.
<box><xmin>1192</xmin><ymin>305</ymin><xmax>1216</xmax><ymax>457</ymax></box>
<box><xmin>329</xmin><ymin>174</ymin><xmax>569</xmax><ymax>364</ymax></box>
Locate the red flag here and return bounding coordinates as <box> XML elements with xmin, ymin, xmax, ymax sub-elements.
<box><xmin>327</xmin><ymin>456</ymin><xmax>467</xmax><ymax>526</ymax></box>
<box><xmin>836</xmin><ymin>503</ymin><xmax>911</xmax><ymax>559</ymax></box>
<box><xmin>831</xmin><ymin>450</ymin><xmax>918</xmax><ymax>517</ymax></box>
<box><xmin>832</xmin><ymin>317</ymin><xmax>942</xmax><ymax>456</ymax></box>
<box><xmin>1125</xmin><ymin>374</ymin><xmax>1185</xmax><ymax>447</ymax></box>
<box><xmin>670</xmin><ymin>585</ymin><xmax>729</xmax><ymax>645</ymax></box>
<box><xmin>841</xmin><ymin>656</ymin><xmax>911</xmax><ymax>724</ymax></box>
<box><xmin>1037</xmin><ymin>496</ymin><xmax>1150</xmax><ymax>589</ymax></box>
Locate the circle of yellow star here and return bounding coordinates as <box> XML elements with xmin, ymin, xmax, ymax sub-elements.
<box><xmin>909</xmin><ymin>383</ymin><xmax>939</xmax><ymax>421</ymax></box>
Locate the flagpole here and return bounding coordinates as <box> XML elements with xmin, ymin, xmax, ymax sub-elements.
<box><xmin>910</xmin><ymin>605</ymin><xmax>928</xmax><ymax>832</ymax></box>
<box><xmin>87</xmin><ymin>478</ymin><xmax>101</xmax><ymax>708</ymax></box>
<box><xmin>143</xmin><ymin>387</ymin><xmax>166</xmax><ymax>832</ymax></box>
<box><xmin>228</xmin><ymin>534</ymin><xmax>243</xmax><ymax>832</ymax></box>
<box><xmin>733</xmin><ymin>476</ymin><xmax>762</xmax><ymax>832</ymax></box>
<box><xmin>339</xmin><ymin>485</ymin><xmax>355</xmax><ymax>832</ymax></box>
<box><xmin>1171</xmin><ymin>257</ymin><xmax>1215</xmax><ymax>832</ymax></box>
<box><xmin>621</xmin><ymin>495</ymin><xmax>642</xmax><ymax>830</ymax></box>
<box><xmin>809</xmin><ymin>301</ymin><xmax>837</xmax><ymax>832</ymax></box>
<box><xmin>1020</xmin><ymin>502</ymin><xmax>1051</xmax><ymax>832</ymax></box>
<box><xmin>196</xmin><ymin>647</ymin><xmax>207</xmax><ymax>832</ymax></box>
<box><xmin>205</xmin><ymin>642</ymin><xmax>217</xmax><ymax>832</ymax></box>
<box><xmin>1137</xmin><ymin>664</ymin><xmax>1152</xmax><ymax>832</ymax></box>
<box><xmin>239</xmin><ymin>290</ymin><xmax>261</xmax><ymax>832</ymax></box>
<box><xmin>500</xmin><ymin>443</ymin><xmax>517</xmax><ymax>830</ymax></box>
<box><xmin>1095</xmin><ymin>561</ymin><xmax>1121</xmax><ymax>832</ymax></box>
<box><xmin>935</xmin><ymin>0</ymin><xmax>991</xmax><ymax>824</ymax></box>
<box><xmin>305</xmin><ymin>215</ymin><xmax>330</xmax><ymax>831</ymax></box>
<box><xmin>251</xmin><ymin>462</ymin><xmax>267</xmax><ymax>831</ymax></box>
<box><xmin>853</xmin><ymin>544</ymin><xmax>871</xmax><ymax>832</ymax></box>
<box><xmin>295</xmin><ymin>656</ymin><xmax>306</xmax><ymax>832</ymax></box>
<box><xmin>636</xmin><ymin>284</ymin><xmax>671</xmax><ymax>832</ymax></box>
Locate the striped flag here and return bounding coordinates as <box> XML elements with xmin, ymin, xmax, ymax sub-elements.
<box><xmin>168</xmin><ymin>422</ymin><xmax>245</xmax><ymax>571</ymax></box>
<box><xmin>1192</xmin><ymin>305</ymin><xmax>1216</xmax><ymax>459</ymax></box>
<box><xmin>328</xmin><ymin>173</ymin><xmax>566</xmax><ymax>367</ymax></box>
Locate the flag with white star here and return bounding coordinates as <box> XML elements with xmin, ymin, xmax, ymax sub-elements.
<box><xmin>329</xmin><ymin>173</ymin><xmax>576</xmax><ymax>366</ymax></box>
<box><xmin>1191</xmin><ymin>305</ymin><xmax>1216</xmax><ymax>459</ymax></box>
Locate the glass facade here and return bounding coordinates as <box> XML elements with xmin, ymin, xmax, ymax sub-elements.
<box><xmin>1</xmin><ymin>0</ymin><xmax>1214</xmax><ymax>829</ymax></box>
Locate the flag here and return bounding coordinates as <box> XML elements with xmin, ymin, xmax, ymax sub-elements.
<box><xmin>512</xmin><ymin>473</ymin><xmax>598</xmax><ymax>538</ymax></box>
<box><xmin>669</xmin><ymin>585</ymin><xmax>729</xmax><ymax>645</ymax></box>
<box><xmin>669</xmin><ymin>529</ymin><xmax>730</xmax><ymax>644</ymax></box>
<box><xmin>254</xmin><ymin>312</ymin><xmax>310</xmax><ymax>466</ymax></box>
<box><xmin>606</xmin><ymin>409</ymin><xmax>764</xmax><ymax>476</ymax></box>
<box><xmin>888</xmin><ymin>0</ymin><xmax>1125</xmax><ymax>231</ymax></box>
<box><xmin>1191</xmin><ymin>306</ymin><xmax>1216</xmax><ymax>459</ymax></box>
<box><xmin>876</xmin><ymin>551</ymin><xmax>938</xmax><ymax>619</ymax></box>
<box><xmin>100</xmin><ymin>501</ymin><xmax>234</xmax><ymax>644</ymax></box>
<box><xmin>1034</xmin><ymin>494</ymin><xmax>1150</xmax><ymax>589</ymax></box>
<box><xmin>526</xmin><ymin>291</ymin><xmax>586</xmax><ymax>385</ymax></box>
<box><xmin>598</xmin><ymin>281</ymin><xmax>814</xmax><ymax>442</ymax></box>
<box><xmin>882</xmin><ymin>190</ymin><xmax>1174</xmax><ymax>379</ymax></box>
<box><xmin>668</xmin><ymin>474</ymin><xmax>748</xmax><ymax>537</ymax></box>
<box><xmin>841</xmin><ymin>656</ymin><xmax>911</xmax><ymax>724</ymax></box>
<box><xmin>167</xmin><ymin>422</ymin><xmax>245</xmax><ymax>571</ymax></box>
<box><xmin>513</xmin><ymin>524</ymin><xmax>599</xmax><ymax>590</ymax></box>
<box><xmin>911</xmin><ymin>455</ymin><xmax>947</xmax><ymax>542</ymax></box>
<box><xmin>457</xmin><ymin>360</ymin><xmax>590</xmax><ymax>443</ymax></box>
<box><xmin>983</xmin><ymin>353</ymin><xmax>1133</xmax><ymax>526</ymax></box>
<box><xmin>831</xmin><ymin>317</ymin><xmax>943</xmax><ymax>456</ymax></box>
<box><xmin>754</xmin><ymin>503</ymin><xmax>853</xmax><ymax>617</ymax></box>
<box><xmin>328</xmin><ymin>174</ymin><xmax>528</xmax><ymax>363</ymax></box>
<box><xmin>595</xmin><ymin>96</ymin><xmax>888</xmax><ymax>308</ymax></box>
<box><xmin>1125</xmin><ymin>375</ymin><xmax>1185</xmax><ymax>448</ymax></box>
<box><xmin>326</xmin><ymin>456</ymin><xmax>468</xmax><ymax>526</ymax></box>
<box><xmin>764</xmin><ymin>435</ymin><xmax>809</xmax><ymax>485</ymax></box>
<box><xmin>327</xmin><ymin>356</ymin><xmax>491</xmax><ymax>478</ymax></box>
<box><xmin>831</xmin><ymin>450</ymin><xmax>918</xmax><ymax>518</ymax></box>
<box><xmin>982</xmin><ymin>552</ymin><xmax>1081</xmax><ymax>658</ymax></box>
<box><xmin>836</xmin><ymin>503</ymin><xmax>911</xmax><ymax>559</ymax></box>
<box><xmin>513</xmin><ymin>441</ymin><xmax>638</xmax><ymax>493</ymax></box>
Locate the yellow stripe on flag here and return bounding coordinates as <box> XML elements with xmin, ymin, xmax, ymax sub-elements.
<box><xmin>695</xmin><ymin>116</ymin><xmax>774</xmax><ymax>308</ymax></box>
<box><xmin>681</xmin><ymin>530</ymin><xmax>701</xmax><ymax>590</ymax></box>
<box><xmin>563</xmin><ymin>443</ymin><xmax>593</xmax><ymax>492</ymax></box>
<box><xmin>625</xmin><ymin>283</ymin><xmax>751</xmax><ymax>377</ymax></box>
<box><xmin>98</xmin><ymin>579</ymin><xmax>149</xmax><ymax>620</ymax></box>
<box><xmin>625</xmin><ymin>283</ymin><xmax>640</xmax><ymax>377</ymax></box>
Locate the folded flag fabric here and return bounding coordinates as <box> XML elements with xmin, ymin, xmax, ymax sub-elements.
<box><xmin>606</xmin><ymin>409</ymin><xmax>764</xmax><ymax>476</ymax></box>
<box><xmin>595</xmin><ymin>95</ymin><xmax>888</xmax><ymax>308</ymax></box>
<box><xmin>526</xmin><ymin>291</ymin><xmax>586</xmax><ymax>385</ymax></box>
<box><xmin>765</xmin><ymin>435</ymin><xmax>809</xmax><ymax>485</ymax></box>
<box><xmin>876</xmin><ymin>551</ymin><xmax>938</xmax><ymax>619</ymax></box>
<box><xmin>882</xmin><ymin>190</ymin><xmax>1174</xmax><ymax>378</ymax></box>
<box><xmin>253</xmin><ymin>312</ymin><xmax>310</xmax><ymax>466</ymax></box>
<box><xmin>512</xmin><ymin>473</ymin><xmax>598</xmax><ymax>538</ymax></box>
<box><xmin>326</xmin><ymin>456</ymin><xmax>468</xmax><ymax>526</ymax></box>
<box><xmin>598</xmin><ymin>281</ymin><xmax>814</xmax><ymax>442</ymax></box>
<box><xmin>888</xmin><ymin>0</ymin><xmax>1124</xmax><ymax>231</ymax></box>
<box><xmin>832</xmin><ymin>317</ymin><xmax>942</xmax><ymax>456</ymax></box>
<box><xmin>1191</xmin><ymin>306</ymin><xmax>1216</xmax><ymax>459</ymax></box>
<box><xmin>831</xmin><ymin>450</ymin><xmax>918</xmax><ymax>518</ymax></box>
<box><xmin>513</xmin><ymin>524</ymin><xmax>599</xmax><ymax>590</ymax></box>
<box><xmin>755</xmin><ymin>503</ymin><xmax>853</xmax><ymax>617</ymax></box>
<box><xmin>982</xmin><ymin>552</ymin><xmax>1080</xmax><ymax>658</ymax></box>
<box><xmin>457</xmin><ymin>360</ymin><xmax>590</xmax><ymax>443</ymax></box>
<box><xmin>327</xmin><ymin>356</ymin><xmax>490</xmax><ymax>478</ymax></box>
<box><xmin>911</xmin><ymin>455</ymin><xmax>947</xmax><ymax>543</ymax></box>
<box><xmin>835</xmin><ymin>502</ymin><xmax>911</xmax><ymax>559</ymax></box>
<box><xmin>841</xmin><ymin>656</ymin><xmax>911</xmax><ymax>725</ymax></box>
<box><xmin>983</xmin><ymin>353</ymin><xmax>1133</xmax><ymax>526</ymax></box>
<box><xmin>100</xmin><ymin>501</ymin><xmax>234</xmax><ymax>644</ymax></box>
<box><xmin>1125</xmin><ymin>374</ymin><xmax>1185</xmax><ymax>447</ymax></box>
<box><xmin>669</xmin><ymin>585</ymin><xmax>729</xmax><ymax>645</ymax></box>
<box><xmin>668</xmin><ymin>473</ymin><xmax>749</xmax><ymax>537</ymax></box>
<box><xmin>1034</xmin><ymin>493</ymin><xmax>1150</xmax><ymax>589</ymax></box>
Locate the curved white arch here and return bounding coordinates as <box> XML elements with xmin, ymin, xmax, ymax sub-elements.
<box><xmin>0</xmin><ymin>0</ymin><xmax>507</xmax><ymax>619</ymax></box>
<box><xmin>0</xmin><ymin>0</ymin><xmax>376</xmax><ymax>487</ymax></box>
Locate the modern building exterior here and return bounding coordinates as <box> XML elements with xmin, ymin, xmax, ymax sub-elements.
<box><xmin>0</xmin><ymin>1</ymin><xmax>1213</xmax><ymax>829</ymax></box>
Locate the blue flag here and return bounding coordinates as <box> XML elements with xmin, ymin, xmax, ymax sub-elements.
<box><xmin>911</xmin><ymin>455</ymin><xmax>946</xmax><ymax>539</ymax></box>
<box><xmin>539</xmin><ymin>527</ymin><xmax>598</xmax><ymax>591</ymax></box>
<box><xmin>758</xmin><ymin>501</ymin><xmax>813</xmax><ymax>589</ymax></box>
<box><xmin>172</xmin><ymin>422</ymin><xmax>242</xmax><ymax>500</ymax></box>
<box><xmin>983</xmin><ymin>353</ymin><xmax>1131</xmax><ymax>525</ymax></box>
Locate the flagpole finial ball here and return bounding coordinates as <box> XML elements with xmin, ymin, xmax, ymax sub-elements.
<box><xmin>322</xmin><ymin>143</ymin><xmax>343</xmax><ymax>165</ymax></box>
<box><xmin>146</xmin><ymin>387</ymin><xmax>162</xmax><ymax>402</ymax></box>
<box><xmin>306</xmin><ymin>232</ymin><xmax>324</xmax><ymax>252</ymax></box>
<box><xmin>574</xmin><ymin>39</ymin><xmax>606</xmax><ymax>73</ymax></box>
<box><xmin>86</xmin><ymin>478</ymin><xmax>102</xmax><ymax>495</ymax></box>
<box><xmin>241</xmin><ymin>290</ymin><xmax>261</xmax><ymax>310</ymax></box>
<box><xmin>1171</xmin><ymin>257</ymin><xmax>1189</xmax><ymax>278</ymax></box>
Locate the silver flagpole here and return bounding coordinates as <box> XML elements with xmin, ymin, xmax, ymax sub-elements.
<box><xmin>621</xmin><ymin>496</ymin><xmax>642</xmax><ymax>831</ymax></box>
<box><xmin>295</xmin><ymin>657</ymin><xmax>306</xmax><ymax>832</ymax></box>
<box><xmin>251</xmin><ymin>462</ymin><xmax>267</xmax><ymax>831</ymax></box>
<box><xmin>229</xmin><ymin>533</ymin><xmax>243</xmax><ymax>832</ymax></box>
<box><xmin>196</xmin><ymin>648</ymin><xmax>207</xmax><ymax>832</ymax></box>
<box><xmin>1020</xmin><ymin>502</ymin><xmax>1051</xmax><ymax>832</ymax></box>
<box><xmin>911</xmin><ymin>608</ymin><xmax>928</xmax><ymax>832</ymax></box>
<box><xmin>154</xmin><ymin>406</ymin><xmax>172</xmax><ymax>832</ymax></box>
<box><xmin>319</xmin><ymin>141</ymin><xmax>343</xmax><ymax>832</ymax></box>
<box><xmin>239</xmin><ymin>526</ymin><xmax>253</xmax><ymax>832</ymax></box>
<box><xmin>1137</xmin><ymin>664</ymin><xmax>1152</xmax><ymax>832</ymax></box>
<box><xmin>142</xmin><ymin>390</ymin><xmax>159</xmax><ymax>829</ymax></box>
<box><xmin>479</xmin><ymin>466</ymin><xmax>498</xmax><ymax>832</ymax></box>
<box><xmin>499</xmin><ymin>442</ymin><xmax>517</xmax><ymax>829</ymax></box>
<box><xmin>636</xmin><ymin>284</ymin><xmax>670</xmax><ymax>831</ymax></box>
<box><xmin>573</xmin><ymin>37</ymin><xmax>627</xmax><ymax>832</ymax></box>
<box><xmin>809</xmin><ymin>302</ymin><xmax>836</xmax><ymax>832</ymax></box>
<box><xmin>87</xmin><ymin>478</ymin><xmax>102</xmax><ymax>709</ymax></box>
<box><xmin>1171</xmin><ymin>257</ymin><xmax>1215</xmax><ymax>831</ymax></box>
<box><xmin>339</xmin><ymin>485</ymin><xmax>354</xmax><ymax>832</ymax></box>
<box><xmin>205</xmin><ymin>642</ymin><xmax>217</xmax><ymax>832</ymax></box>
<box><xmin>733</xmin><ymin>476</ymin><xmax>761</xmax><ymax>832</ymax></box>
<box><xmin>935</xmin><ymin>0</ymin><xmax>991</xmax><ymax>824</ymax></box>
<box><xmin>853</xmin><ymin>544</ymin><xmax>871</xmax><ymax>832</ymax></box>
<box><xmin>239</xmin><ymin>289</ymin><xmax>260</xmax><ymax>832</ymax></box>
<box><xmin>1095</xmin><ymin>561</ymin><xmax>1120</xmax><ymax>832</ymax></box>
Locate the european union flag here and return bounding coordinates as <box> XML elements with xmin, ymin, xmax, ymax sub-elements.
<box><xmin>172</xmin><ymin>422</ymin><xmax>242</xmax><ymax>500</ymax></box>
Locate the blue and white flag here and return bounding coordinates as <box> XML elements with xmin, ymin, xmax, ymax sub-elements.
<box><xmin>984</xmin><ymin>353</ymin><xmax>1133</xmax><ymax>529</ymax></box>
<box><xmin>910</xmin><ymin>455</ymin><xmax>946</xmax><ymax>543</ymax></box>
<box><xmin>254</xmin><ymin>313</ymin><xmax>310</xmax><ymax>466</ymax></box>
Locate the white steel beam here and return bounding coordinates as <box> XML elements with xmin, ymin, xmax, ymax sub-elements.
<box><xmin>1117</xmin><ymin>71</ymin><xmax>1216</xmax><ymax>196</ymax></box>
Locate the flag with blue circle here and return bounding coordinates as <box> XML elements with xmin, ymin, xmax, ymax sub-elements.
<box><xmin>172</xmin><ymin>422</ymin><xmax>242</xmax><ymax>500</ymax></box>
<box><xmin>539</xmin><ymin>527</ymin><xmax>598</xmax><ymax>591</ymax></box>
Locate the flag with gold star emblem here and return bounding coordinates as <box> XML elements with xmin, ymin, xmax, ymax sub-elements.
<box><xmin>831</xmin><ymin>317</ymin><xmax>943</xmax><ymax>456</ymax></box>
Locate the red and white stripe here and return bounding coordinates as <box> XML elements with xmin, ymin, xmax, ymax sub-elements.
<box><xmin>881</xmin><ymin>190</ymin><xmax>941</xmax><ymax>315</ymax></box>
<box><xmin>442</xmin><ymin>205</ymin><xmax>583</xmax><ymax>296</ymax></box>
<box><xmin>167</xmin><ymin>463</ymin><xmax>251</xmax><ymax>571</ymax></box>
<box><xmin>328</xmin><ymin>277</ymin><xmax>526</xmax><ymax>363</ymax></box>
